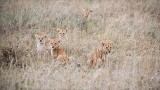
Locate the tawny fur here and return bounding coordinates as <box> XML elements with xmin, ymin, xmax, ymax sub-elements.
<box><xmin>82</xmin><ymin>8</ymin><xmax>93</xmax><ymax>20</ymax></box>
<box><xmin>57</xmin><ymin>28</ymin><xmax>68</xmax><ymax>43</ymax></box>
<box><xmin>87</xmin><ymin>40</ymin><xmax>113</xmax><ymax>68</ymax></box>
<box><xmin>48</xmin><ymin>39</ymin><xmax>68</xmax><ymax>64</ymax></box>
<box><xmin>35</xmin><ymin>34</ymin><xmax>49</xmax><ymax>57</ymax></box>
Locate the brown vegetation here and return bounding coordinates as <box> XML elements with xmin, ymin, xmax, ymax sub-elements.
<box><xmin>0</xmin><ymin>0</ymin><xmax>160</xmax><ymax>90</ymax></box>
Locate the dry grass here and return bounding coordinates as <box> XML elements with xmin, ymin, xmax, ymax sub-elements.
<box><xmin>0</xmin><ymin>0</ymin><xmax>160</xmax><ymax>90</ymax></box>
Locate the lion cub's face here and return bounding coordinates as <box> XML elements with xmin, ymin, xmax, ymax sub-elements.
<box><xmin>57</xmin><ymin>29</ymin><xmax>67</xmax><ymax>38</ymax></box>
<box><xmin>101</xmin><ymin>42</ymin><xmax>113</xmax><ymax>53</ymax></box>
<box><xmin>49</xmin><ymin>39</ymin><xmax>60</xmax><ymax>50</ymax></box>
<box><xmin>83</xmin><ymin>8</ymin><xmax>93</xmax><ymax>19</ymax></box>
<box><xmin>35</xmin><ymin>34</ymin><xmax>47</xmax><ymax>45</ymax></box>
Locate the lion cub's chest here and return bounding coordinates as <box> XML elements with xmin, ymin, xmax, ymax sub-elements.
<box><xmin>51</xmin><ymin>48</ymin><xmax>64</xmax><ymax>58</ymax></box>
<box><xmin>37</xmin><ymin>43</ymin><xmax>45</xmax><ymax>52</ymax></box>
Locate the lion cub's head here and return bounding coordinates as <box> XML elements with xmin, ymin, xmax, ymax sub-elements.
<box><xmin>35</xmin><ymin>34</ymin><xmax>47</xmax><ymax>45</ymax></box>
<box><xmin>100</xmin><ymin>41</ymin><xmax>113</xmax><ymax>53</ymax></box>
<box><xmin>57</xmin><ymin>28</ymin><xmax>67</xmax><ymax>38</ymax></box>
<box><xmin>82</xmin><ymin>8</ymin><xmax>93</xmax><ymax>19</ymax></box>
<box><xmin>49</xmin><ymin>39</ymin><xmax>60</xmax><ymax>50</ymax></box>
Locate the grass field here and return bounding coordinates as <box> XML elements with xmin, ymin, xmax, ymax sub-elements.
<box><xmin>0</xmin><ymin>0</ymin><xmax>160</xmax><ymax>90</ymax></box>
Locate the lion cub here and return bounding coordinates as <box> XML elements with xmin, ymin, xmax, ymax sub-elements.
<box><xmin>82</xmin><ymin>8</ymin><xmax>93</xmax><ymax>20</ymax></box>
<box><xmin>35</xmin><ymin>34</ymin><xmax>48</xmax><ymax>56</ymax></box>
<box><xmin>48</xmin><ymin>39</ymin><xmax>68</xmax><ymax>64</ymax></box>
<box><xmin>57</xmin><ymin>28</ymin><xmax>68</xmax><ymax>43</ymax></box>
<box><xmin>87</xmin><ymin>41</ymin><xmax>113</xmax><ymax>68</ymax></box>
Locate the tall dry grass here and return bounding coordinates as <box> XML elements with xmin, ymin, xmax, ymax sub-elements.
<box><xmin>0</xmin><ymin>0</ymin><xmax>160</xmax><ymax>90</ymax></box>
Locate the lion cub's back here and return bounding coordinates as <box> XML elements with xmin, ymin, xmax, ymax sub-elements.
<box><xmin>57</xmin><ymin>48</ymin><xmax>67</xmax><ymax>56</ymax></box>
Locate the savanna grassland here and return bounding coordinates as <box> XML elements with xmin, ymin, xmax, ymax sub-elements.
<box><xmin>0</xmin><ymin>0</ymin><xmax>160</xmax><ymax>90</ymax></box>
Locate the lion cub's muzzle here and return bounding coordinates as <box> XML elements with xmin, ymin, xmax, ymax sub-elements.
<box><xmin>52</xmin><ymin>46</ymin><xmax>55</xmax><ymax>49</ymax></box>
<box><xmin>40</xmin><ymin>41</ymin><xmax>44</xmax><ymax>45</ymax></box>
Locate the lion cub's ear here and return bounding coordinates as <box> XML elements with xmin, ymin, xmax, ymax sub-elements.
<box><xmin>82</xmin><ymin>9</ymin><xmax>86</xmax><ymax>12</ymax></box>
<box><xmin>109</xmin><ymin>42</ymin><xmax>113</xmax><ymax>48</ymax></box>
<box><xmin>102</xmin><ymin>42</ymin><xmax>105</xmax><ymax>46</ymax></box>
<box><xmin>35</xmin><ymin>34</ymin><xmax>39</xmax><ymax>38</ymax></box>
<box><xmin>65</xmin><ymin>28</ymin><xmax>68</xmax><ymax>32</ymax></box>
<box><xmin>44</xmin><ymin>35</ymin><xmax>47</xmax><ymax>38</ymax></box>
<box><xmin>57</xmin><ymin>29</ymin><xmax>60</xmax><ymax>32</ymax></box>
<box><xmin>58</xmin><ymin>40</ymin><xmax>60</xmax><ymax>43</ymax></box>
<box><xmin>89</xmin><ymin>9</ymin><xmax>93</xmax><ymax>12</ymax></box>
<box><xmin>48</xmin><ymin>38</ymin><xmax>52</xmax><ymax>42</ymax></box>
